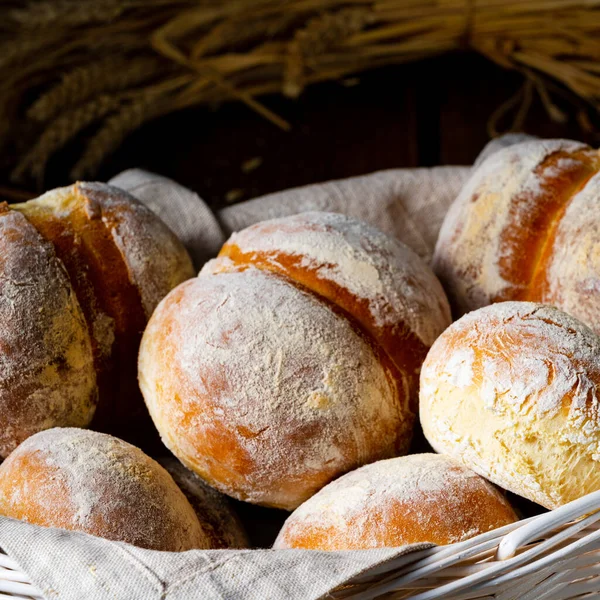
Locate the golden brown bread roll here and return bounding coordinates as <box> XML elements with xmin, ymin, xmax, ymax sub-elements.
<box><xmin>420</xmin><ymin>301</ymin><xmax>600</xmax><ymax>509</ymax></box>
<box><xmin>433</xmin><ymin>139</ymin><xmax>600</xmax><ymax>331</ymax></box>
<box><xmin>160</xmin><ymin>458</ymin><xmax>249</xmax><ymax>549</ymax></box>
<box><xmin>273</xmin><ymin>453</ymin><xmax>518</xmax><ymax>550</ymax></box>
<box><xmin>0</xmin><ymin>182</ymin><xmax>194</xmax><ymax>453</ymax></box>
<box><xmin>0</xmin><ymin>428</ymin><xmax>209</xmax><ymax>551</ymax></box>
<box><xmin>139</xmin><ymin>212</ymin><xmax>451</xmax><ymax>510</ymax></box>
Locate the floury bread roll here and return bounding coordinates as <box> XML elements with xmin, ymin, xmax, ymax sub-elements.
<box><xmin>274</xmin><ymin>454</ymin><xmax>517</xmax><ymax>550</ymax></box>
<box><xmin>0</xmin><ymin>182</ymin><xmax>194</xmax><ymax>456</ymax></box>
<box><xmin>0</xmin><ymin>429</ymin><xmax>208</xmax><ymax>551</ymax></box>
<box><xmin>433</xmin><ymin>139</ymin><xmax>600</xmax><ymax>332</ymax></box>
<box><xmin>139</xmin><ymin>212</ymin><xmax>451</xmax><ymax>510</ymax></box>
<box><xmin>420</xmin><ymin>301</ymin><xmax>600</xmax><ymax>509</ymax></box>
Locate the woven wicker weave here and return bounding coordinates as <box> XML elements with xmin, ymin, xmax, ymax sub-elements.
<box><xmin>3</xmin><ymin>489</ymin><xmax>600</xmax><ymax>600</ymax></box>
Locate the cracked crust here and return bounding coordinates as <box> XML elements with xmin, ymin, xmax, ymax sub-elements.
<box><xmin>433</xmin><ymin>139</ymin><xmax>600</xmax><ymax>331</ymax></box>
<box><xmin>205</xmin><ymin>211</ymin><xmax>451</xmax><ymax>413</ymax></box>
<box><xmin>140</xmin><ymin>213</ymin><xmax>449</xmax><ymax>509</ymax></box>
<box><xmin>420</xmin><ymin>301</ymin><xmax>600</xmax><ymax>508</ymax></box>
<box><xmin>0</xmin><ymin>206</ymin><xmax>97</xmax><ymax>457</ymax></box>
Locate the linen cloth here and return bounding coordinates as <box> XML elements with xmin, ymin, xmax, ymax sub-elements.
<box><xmin>0</xmin><ymin>134</ymin><xmax>532</xmax><ymax>600</ymax></box>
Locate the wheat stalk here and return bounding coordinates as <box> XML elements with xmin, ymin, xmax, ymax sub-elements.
<box><xmin>13</xmin><ymin>95</ymin><xmax>123</xmax><ymax>185</ymax></box>
<box><xmin>8</xmin><ymin>0</ymin><xmax>126</xmax><ymax>28</ymax></box>
<box><xmin>284</xmin><ymin>7</ymin><xmax>377</xmax><ymax>97</ymax></box>
<box><xmin>69</xmin><ymin>91</ymin><xmax>169</xmax><ymax>180</ymax></box>
<box><xmin>0</xmin><ymin>33</ymin><xmax>57</xmax><ymax>70</ymax></box>
<box><xmin>28</xmin><ymin>56</ymin><xmax>166</xmax><ymax>122</ymax></box>
<box><xmin>0</xmin><ymin>0</ymin><xmax>599</xmax><ymax>182</ymax></box>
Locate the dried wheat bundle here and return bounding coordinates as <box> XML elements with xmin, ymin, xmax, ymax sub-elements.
<box><xmin>1</xmin><ymin>0</ymin><xmax>599</xmax><ymax>185</ymax></box>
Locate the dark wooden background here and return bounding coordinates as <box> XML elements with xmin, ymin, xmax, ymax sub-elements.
<box><xmin>20</xmin><ymin>51</ymin><xmax>597</xmax><ymax>211</ymax></box>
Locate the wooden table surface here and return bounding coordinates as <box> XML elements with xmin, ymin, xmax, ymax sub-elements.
<box><xmin>18</xmin><ymin>51</ymin><xmax>596</xmax><ymax>210</ymax></box>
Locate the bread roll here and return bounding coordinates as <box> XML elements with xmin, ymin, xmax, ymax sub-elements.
<box><xmin>433</xmin><ymin>139</ymin><xmax>600</xmax><ymax>332</ymax></box>
<box><xmin>160</xmin><ymin>458</ymin><xmax>249</xmax><ymax>549</ymax></box>
<box><xmin>420</xmin><ymin>301</ymin><xmax>600</xmax><ymax>509</ymax></box>
<box><xmin>0</xmin><ymin>428</ymin><xmax>209</xmax><ymax>551</ymax></box>
<box><xmin>140</xmin><ymin>269</ymin><xmax>403</xmax><ymax>510</ymax></box>
<box><xmin>274</xmin><ymin>453</ymin><xmax>517</xmax><ymax>550</ymax></box>
<box><xmin>0</xmin><ymin>204</ymin><xmax>96</xmax><ymax>458</ymax></box>
<box><xmin>139</xmin><ymin>212</ymin><xmax>450</xmax><ymax>510</ymax></box>
<box><xmin>1</xmin><ymin>182</ymin><xmax>194</xmax><ymax>446</ymax></box>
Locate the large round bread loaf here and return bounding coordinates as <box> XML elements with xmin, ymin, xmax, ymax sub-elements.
<box><xmin>420</xmin><ymin>301</ymin><xmax>600</xmax><ymax>509</ymax></box>
<box><xmin>433</xmin><ymin>139</ymin><xmax>600</xmax><ymax>332</ymax></box>
<box><xmin>139</xmin><ymin>212</ymin><xmax>451</xmax><ymax>510</ymax></box>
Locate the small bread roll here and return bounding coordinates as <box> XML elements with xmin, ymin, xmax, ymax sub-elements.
<box><xmin>274</xmin><ymin>454</ymin><xmax>517</xmax><ymax>550</ymax></box>
<box><xmin>7</xmin><ymin>182</ymin><xmax>194</xmax><ymax>438</ymax></box>
<box><xmin>433</xmin><ymin>139</ymin><xmax>600</xmax><ymax>332</ymax></box>
<box><xmin>160</xmin><ymin>458</ymin><xmax>249</xmax><ymax>549</ymax></box>
<box><xmin>420</xmin><ymin>301</ymin><xmax>600</xmax><ymax>509</ymax></box>
<box><xmin>139</xmin><ymin>212</ymin><xmax>450</xmax><ymax>510</ymax></box>
<box><xmin>0</xmin><ymin>204</ymin><xmax>96</xmax><ymax>458</ymax></box>
<box><xmin>140</xmin><ymin>269</ymin><xmax>404</xmax><ymax>510</ymax></box>
<box><xmin>0</xmin><ymin>429</ymin><xmax>209</xmax><ymax>551</ymax></box>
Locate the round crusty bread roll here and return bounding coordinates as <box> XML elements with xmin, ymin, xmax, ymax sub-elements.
<box><xmin>160</xmin><ymin>458</ymin><xmax>249</xmax><ymax>549</ymax></box>
<box><xmin>139</xmin><ymin>212</ymin><xmax>451</xmax><ymax>510</ymax></box>
<box><xmin>273</xmin><ymin>453</ymin><xmax>518</xmax><ymax>550</ymax></box>
<box><xmin>0</xmin><ymin>182</ymin><xmax>194</xmax><ymax>455</ymax></box>
<box><xmin>433</xmin><ymin>139</ymin><xmax>600</xmax><ymax>331</ymax></box>
<box><xmin>0</xmin><ymin>428</ymin><xmax>209</xmax><ymax>551</ymax></box>
<box><xmin>420</xmin><ymin>301</ymin><xmax>600</xmax><ymax>509</ymax></box>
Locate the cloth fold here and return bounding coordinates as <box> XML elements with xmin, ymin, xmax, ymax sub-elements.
<box><xmin>0</xmin><ymin>134</ymin><xmax>533</xmax><ymax>600</ymax></box>
<box><xmin>0</xmin><ymin>517</ymin><xmax>429</xmax><ymax>600</ymax></box>
<box><xmin>111</xmin><ymin>166</ymin><xmax>470</xmax><ymax>266</ymax></box>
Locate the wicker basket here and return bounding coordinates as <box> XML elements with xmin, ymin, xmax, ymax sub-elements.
<box><xmin>3</xmin><ymin>489</ymin><xmax>600</xmax><ymax>600</ymax></box>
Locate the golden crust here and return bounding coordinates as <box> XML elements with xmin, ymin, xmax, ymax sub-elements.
<box><xmin>140</xmin><ymin>213</ymin><xmax>449</xmax><ymax>509</ymax></box>
<box><xmin>0</xmin><ymin>429</ymin><xmax>208</xmax><ymax>551</ymax></box>
<box><xmin>205</xmin><ymin>212</ymin><xmax>450</xmax><ymax>416</ymax></box>
<box><xmin>73</xmin><ymin>182</ymin><xmax>195</xmax><ymax>318</ymax></box>
<box><xmin>10</xmin><ymin>182</ymin><xmax>194</xmax><ymax>437</ymax></box>
<box><xmin>140</xmin><ymin>270</ymin><xmax>406</xmax><ymax>510</ymax></box>
<box><xmin>433</xmin><ymin>139</ymin><xmax>600</xmax><ymax>331</ymax></box>
<box><xmin>274</xmin><ymin>454</ymin><xmax>517</xmax><ymax>550</ymax></box>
